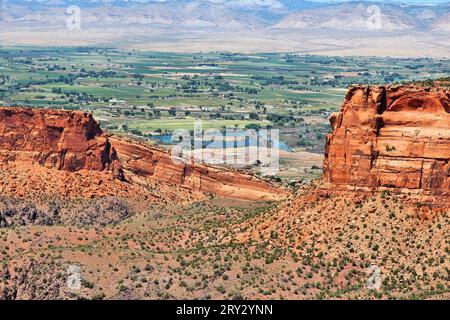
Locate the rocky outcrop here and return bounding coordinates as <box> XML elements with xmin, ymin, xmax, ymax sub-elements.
<box><xmin>0</xmin><ymin>107</ymin><xmax>285</xmax><ymax>201</ymax></box>
<box><xmin>0</xmin><ymin>108</ymin><xmax>124</xmax><ymax>180</ymax></box>
<box><xmin>323</xmin><ymin>85</ymin><xmax>449</xmax><ymax>198</ymax></box>
<box><xmin>110</xmin><ymin>137</ymin><xmax>285</xmax><ymax>201</ymax></box>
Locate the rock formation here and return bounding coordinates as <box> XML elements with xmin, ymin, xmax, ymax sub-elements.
<box><xmin>0</xmin><ymin>108</ymin><xmax>124</xmax><ymax>180</ymax></box>
<box><xmin>323</xmin><ymin>85</ymin><xmax>449</xmax><ymax>199</ymax></box>
<box><xmin>0</xmin><ymin>107</ymin><xmax>286</xmax><ymax>201</ymax></box>
<box><xmin>109</xmin><ymin>136</ymin><xmax>285</xmax><ymax>201</ymax></box>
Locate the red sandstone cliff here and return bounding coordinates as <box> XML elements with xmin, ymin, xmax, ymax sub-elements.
<box><xmin>0</xmin><ymin>108</ymin><xmax>123</xmax><ymax>179</ymax></box>
<box><xmin>109</xmin><ymin>137</ymin><xmax>284</xmax><ymax>200</ymax></box>
<box><xmin>323</xmin><ymin>85</ymin><xmax>450</xmax><ymax>198</ymax></box>
<box><xmin>0</xmin><ymin>107</ymin><xmax>286</xmax><ymax>201</ymax></box>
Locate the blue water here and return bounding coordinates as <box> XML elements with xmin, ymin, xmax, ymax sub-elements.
<box><xmin>151</xmin><ymin>132</ymin><xmax>292</xmax><ymax>152</ymax></box>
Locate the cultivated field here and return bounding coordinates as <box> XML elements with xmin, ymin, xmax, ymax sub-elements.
<box><xmin>0</xmin><ymin>47</ymin><xmax>449</xmax><ymax>182</ymax></box>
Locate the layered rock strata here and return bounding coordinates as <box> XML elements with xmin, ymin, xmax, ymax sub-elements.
<box><xmin>0</xmin><ymin>107</ymin><xmax>286</xmax><ymax>201</ymax></box>
<box><xmin>323</xmin><ymin>85</ymin><xmax>449</xmax><ymax>198</ymax></box>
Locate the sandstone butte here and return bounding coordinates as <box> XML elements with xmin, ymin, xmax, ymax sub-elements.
<box><xmin>0</xmin><ymin>107</ymin><xmax>287</xmax><ymax>201</ymax></box>
<box><xmin>323</xmin><ymin>85</ymin><xmax>449</xmax><ymax>204</ymax></box>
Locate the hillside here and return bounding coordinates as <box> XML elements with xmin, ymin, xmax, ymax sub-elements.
<box><xmin>0</xmin><ymin>84</ymin><xmax>448</xmax><ymax>300</ymax></box>
<box><xmin>1</xmin><ymin>1</ymin><xmax>448</xmax><ymax>31</ymax></box>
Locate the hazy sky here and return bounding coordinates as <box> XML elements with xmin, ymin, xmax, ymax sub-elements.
<box><xmin>311</xmin><ymin>0</ymin><xmax>448</xmax><ymax>3</ymax></box>
<box><xmin>6</xmin><ymin>0</ymin><xmax>449</xmax><ymax>5</ymax></box>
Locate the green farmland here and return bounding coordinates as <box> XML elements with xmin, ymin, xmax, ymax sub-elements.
<box><xmin>0</xmin><ymin>47</ymin><xmax>448</xmax><ymax>153</ymax></box>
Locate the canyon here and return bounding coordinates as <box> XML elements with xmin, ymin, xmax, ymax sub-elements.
<box><xmin>0</xmin><ymin>85</ymin><xmax>449</xmax><ymax>300</ymax></box>
<box><xmin>0</xmin><ymin>107</ymin><xmax>286</xmax><ymax>202</ymax></box>
<box><xmin>1</xmin><ymin>84</ymin><xmax>449</xmax><ymax>204</ymax></box>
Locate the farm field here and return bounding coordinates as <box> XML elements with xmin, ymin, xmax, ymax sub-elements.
<box><xmin>1</xmin><ymin>0</ymin><xmax>449</xmax><ymax>303</ymax></box>
<box><xmin>1</xmin><ymin>47</ymin><xmax>448</xmax><ymax>182</ymax></box>
<box><xmin>0</xmin><ymin>91</ymin><xmax>448</xmax><ymax>300</ymax></box>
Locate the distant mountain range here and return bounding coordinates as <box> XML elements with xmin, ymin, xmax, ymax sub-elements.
<box><xmin>274</xmin><ymin>2</ymin><xmax>450</xmax><ymax>31</ymax></box>
<box><xmin>1</xmin><ymin>0</ymin><xmax>449</xmax><ymax>32</ymax></box>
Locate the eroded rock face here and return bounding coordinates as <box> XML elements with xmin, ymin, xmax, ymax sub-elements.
<box><xmin>0</xmin><ymin>107</ymin><xmax>285</xmax><ymax>201</ymax></box>
<box><xmin>0</xmin><ymin>108</ymin><xmax>123</xmax><ymax>179</ymax></box>
<box><xmin>110</xmin><ymin>136</ymin><xmax>285</xmax><ymax>201</ymax></box>
<box><xmin>323</xmin><ymin>85</ymin><xmax>450</xmax><ymax>198</ymax></box>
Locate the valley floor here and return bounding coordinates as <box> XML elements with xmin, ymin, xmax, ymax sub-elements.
<box><xmin>1</xmin><ymin>27</ymin><xmax>449</xmax><ymax>58</ymax></box>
